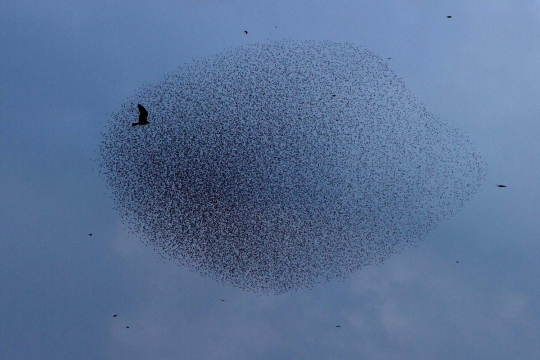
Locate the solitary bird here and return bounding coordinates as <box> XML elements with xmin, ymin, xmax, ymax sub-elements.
<box><xmin>126</xmin><ymin>326</ymin><xmax>129</xmax><ymax>329</ymax></box>
<box><xmin>497</xmin><ymin>185</ymin><xmax>507</xmax><ymax>188</ymax></box>
<box><xmin>132</xmin><ymin>104</ymin><xmax>149</xmax><ymax>126</ymax></box>
<box><xmin>219</xmin><ymin>299</ymin><xmax>225</xmax><ymax>302</ymax></box>
<box><xmin>336</xmin><ymin>325</ymin><xmax>341</xmax><ymax>328</ymax></box>
<box><xmin>113</xmin><ymin>314</ymin><xmax>118</xmax><ymax>317</ymax></box>
<box><xmin>387</xmin><ymin>58</ymin><xmax>392</xmax><ymax>60</ymax></box>
<box><xmin>88</xmin><ymin>234</ymin><xmax>92</xmax><ymax>236</ymax></box>
<box><xmin>456</xmin><ymin>261</ymin><xmax>459</xmax><ymax>264</ymax></box>
<box><xmin>447</xmin><ymin>16</ymin><xmax>452</xmax><ymax>18</ymax></box>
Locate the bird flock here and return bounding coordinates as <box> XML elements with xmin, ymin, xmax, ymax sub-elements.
<box><xmin>99</xmin><ymin>39</ymin><xmax>486</xmax><ymax>294</ymax></box>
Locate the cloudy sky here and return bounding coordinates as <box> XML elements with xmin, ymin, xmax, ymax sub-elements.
<box><xmin>2</xmin><ymin>1</ymin><xmax>540</xmax><ymax>359</ymax></box>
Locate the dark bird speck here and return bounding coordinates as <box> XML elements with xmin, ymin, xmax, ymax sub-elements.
<box><xmin>497</xmin><ymin>185</ymin><xmax>507</xmax><ymax>188</ymax></box>
<box><xmin>447</xmin><ymin>16</ymin><xmax>452</xmax><ymax>18</ymax></box>
<box><xmin>244</xmin><ymin>31</ymin><xmax>248</xmax><ymax>34</ymax></box>
<box><xmin>113</xmin><ymin>314</ymin><xmax>118</xmax><ymax>317</ymax></box>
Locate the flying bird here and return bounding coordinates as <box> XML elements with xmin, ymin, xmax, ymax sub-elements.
<box><xmin>126</xmin><ymin>326</ymin><xmax>129</xmax><ymax>328</ymax></box>
<box><xmin>387</xmin><ymin>58</ymin><xmax>392</xmax><ymax>60</ymax></box>
<box><xmin>497</xmin><ymin>185</ymin><xmax>507</xmax><ymax>188</ymax></box>
<box><xmin>218</xmin><ymin>299</ymin><xmax>225</xmax><ymax>301</ymax></box>
<box><xmin>456</xmin><ymin>261</ymin><xmax>459</xmax><ymax>264</ymax></box>
<box><xmin>88</xmin><ymin>234</ymin><xmax>92</xmax><ymax>236</ymax></box>
<box><xmin>113</xmin><ymin>314</ymin><xmax>118</xmax><ymax>317</ymax></box>
<box><xmin>336</xmin><ymin>325</ymin><xmax>341</xmax><ymax>328</ymax></box>
<box><xmin>132</xmin><ymin>104</ymin><xmax>149</xmax><ymax>126</ymax></box>
<box><xmin>244</xmin><ymin>31</ymin><xmax>248</xmax><ymax>34</ymax></box>
<box><xmin>447</xmin><ymin>16</ymin><xmax>452</xmax><ymax>18</ymax></box>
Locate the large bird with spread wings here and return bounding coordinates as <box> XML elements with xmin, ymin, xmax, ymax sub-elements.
<box><xmin>132</xmin><ymin>104</ymin><xmax>149</xmax><ymax>126</ymax></box>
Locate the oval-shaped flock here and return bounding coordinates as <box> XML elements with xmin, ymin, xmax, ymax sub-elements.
<box><xmin>99</xmin><ymin>40</ymin><xmax>486</xmax><ymax>294</ymax></box>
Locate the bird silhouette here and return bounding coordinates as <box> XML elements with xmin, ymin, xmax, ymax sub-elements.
<box><xmin>113</xmin><ymin>314</ymin><xmax>118</xmax><ymax>317</ymax></box>
<box><xmin>456</xmin><ymin>261</ymin><xmax>459</xmax><ymax>263</ymax></box>
<box><xmin>218</xmin><ymin>299</ymin><xmax>225</xmax><ymax>301</ymax></box>
<box><xmin>88</xmin><ymin>233</ymin><xmax>92</xmax><ymax>236</ymax></box>
<box><xmin>336</xmin><ymin>325</ymin><xmax>341</xmax><ymax>328</ymax></box>
<box><xmin>447</xmin><ymin>16</ymin><xmax>452</xmax><ymax>18</ymax></box>
<box><xmin>132</xmin><ymin>104</ymin><xmax>149</xmax><ymax>126</ymax></box>
<box><xmin>497</xmin><ymin>185</ymin><xmax>507</xmax><ymax>188</ymax></box>
<box><xmin>244</xmin><ymin>31</ymin><xmax>248</xmax><ymax>34</ymax></box>
<box><xmin>387</xmin><ymin>58</ymin><xmax>392</xmax><ymax>60</ymax></box>
<box><xmin>126</xmin><ymin>326</ymin><xmax>129</xmax><ymax>328</ymax></box>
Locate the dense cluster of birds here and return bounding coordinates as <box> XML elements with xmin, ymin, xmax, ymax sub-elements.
<box><xmin>99</xmin><ymin>39</ymin><xmax>486</xmax><ymax>294</ymax></box>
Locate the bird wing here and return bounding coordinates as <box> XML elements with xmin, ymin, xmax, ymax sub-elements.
<box><xmin>138</xmin><ymin>104</ymin><xmax>148</xmax><ymax>117</ymax></box>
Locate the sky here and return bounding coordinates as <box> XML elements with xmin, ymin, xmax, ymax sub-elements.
<box><xmin>1</xmin><ymin>1</ymin><xmax>540</xmax><ymax>359</ymax></box>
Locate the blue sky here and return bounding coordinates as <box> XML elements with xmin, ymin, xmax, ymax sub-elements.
<box><xmin>1</xmin><ymin>1</ymin><xmax>540</xmax><ymax>359</ymax></box>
